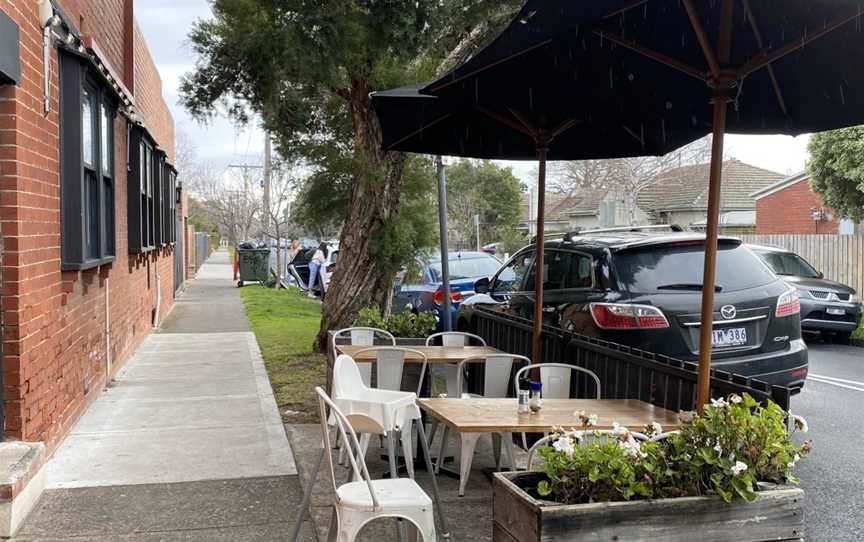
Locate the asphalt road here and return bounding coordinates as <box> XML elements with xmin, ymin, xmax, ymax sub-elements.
<box><xmin>792</xmin><ymin>339</ymin><xmax>864</xmax><ymax>542</ymax></box>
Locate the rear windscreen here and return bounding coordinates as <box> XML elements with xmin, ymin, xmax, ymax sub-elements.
<box><xmin>614</xmin><ymin>243</ymin><xmax>776</xmax><ymax>293</ymax></box>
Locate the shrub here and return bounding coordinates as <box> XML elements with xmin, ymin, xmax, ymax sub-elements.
<box><xmin>354</xmin><ymin>307</ymin><xmax>436</xmax><ymax>338</ymax></box>
<box><xmin>536</xmin><ymin>394</ymin><xmax>811</xmax><ymax>505</ymax></box>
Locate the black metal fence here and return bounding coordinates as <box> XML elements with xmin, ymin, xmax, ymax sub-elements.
<box><xmin>468</xmin><ymin>307</ymin><xmax>791</xmax><ymax>412</ymax></box>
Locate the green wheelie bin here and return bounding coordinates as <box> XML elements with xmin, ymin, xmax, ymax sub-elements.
<box><xmin>237</xmin><ymin>248</ymin><xmax>271</xmax><ymax>287</ymax></box>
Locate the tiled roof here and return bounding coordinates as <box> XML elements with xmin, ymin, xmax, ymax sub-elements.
<box><xmin>637</xmin><ymin>160</ymin><xmax>784</xmax><ymax>213</ymax></box>
<box><xmin>520</xmin><ymin>193</ymin><xmax>580</xmax><ymax>223</ymax></box>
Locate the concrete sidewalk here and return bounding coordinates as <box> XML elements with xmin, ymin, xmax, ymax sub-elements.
<box><xmin>14</xmin><ymin>250</ymin><xmax>314</xmax><ymax>541</ymax></box>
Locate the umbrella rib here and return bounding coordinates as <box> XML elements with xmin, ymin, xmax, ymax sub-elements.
<box><xmin>740</xmin><ymin>0</ymin><xmax>787</xmax><ymax>115</ymax></box>
<box><xmin>382</xmin><ymin>112</ymin><xmax>454</xmax><ymax>151</ymax></box>
<box><xmin>427</xmin><ymin>39</ymin><xmax>554</xmax><ymax>94</ymax></box>
<box><xmin>681</xmin><ymin>0</ymin><xmax>721</xmax><ymax>78</ymax></box>
<box><xmin>603</xmin><ymin>0</ymin><xmax>650</xmax><ymax>20</ymax></box>
<box><xmin>738</xmin><ymin>9</ymin><xmax>862</xmax><ymax>78</ymax></box>
<box><xmin>718</xmin><ymin>0</ymin><xmax>735</xmax><ymax>64</ymax></box>
<box><xmin>476</xmin><ymin>106</ymin><xmax>537</xmax><ymax>139</ymax></box>
<box><xmin>593</xmin><ymin>30</ymin><xmax>707</xmax><ymax>82</ymax></box>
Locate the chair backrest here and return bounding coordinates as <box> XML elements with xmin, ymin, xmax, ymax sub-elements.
<box><xmin>331</xmin><ymin>327</ymin><xmax>396</xmax><ymax>357</ymax></box>
<box><xmin>513</xmin><ymin>363</ymin><xmax>602</xmax><ymax>400</ymax></box>
<box><xmin>333</xmin><ymin>354</ymin><xmax>369</xmax><ymax>399</ymax></box>
<box><xmin>315</xmin><ymin>387</ymin><xmax>379</xmax><ymax>509</ymax></box>
<box><xmin>526</xmin><ymin>430</ymin><xmax>650</xmax><ymax>470</ymax></box>
<box><xmin>425</xmin><ymin>331</ymin><xmax>487</xmax><ymax>347</ymax></box>
<box><xmin>457</xmin><ymin>354</ymin><xmax>531</xmax><ymax>398</ymax></box>
<box><xmin>353</xmin><ymin>347</ymin><xmax>428</xmax><ymax>396</ymax></box>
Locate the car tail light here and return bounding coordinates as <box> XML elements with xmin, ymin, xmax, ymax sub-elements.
<box><xmin>433</xmin><ymin>289</ymin><xmax>464</xmax><ymax>305</ymax></box>
<box><xmin>589</xmin><ymin>303</ymin><xmax>670</xmax><ymax>330</ymax></box>
<box><xmin>775</xmin><ymin>289</ymin><xmax>801</xmax><ymax>318</ymax></box>
<box><xmin>790</xmin><ymin>368</ymin><xmax>808</xmax><ymax>379</ymax></box>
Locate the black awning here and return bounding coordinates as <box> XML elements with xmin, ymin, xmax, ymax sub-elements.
<box><xmin>0</xmin><ymin>9</ymin><xmax>20</xmax><ymax>85</ymax></box>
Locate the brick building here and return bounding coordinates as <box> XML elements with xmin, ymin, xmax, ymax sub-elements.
<box><xmin>0</xmin><ymin>0</ymin><xmax>186</xmax><ymax>459</ymax></box>
<box><xmin>752</xmin><ymin>172</ymin><xmax>855</xmax><ymax>234</ymax></box>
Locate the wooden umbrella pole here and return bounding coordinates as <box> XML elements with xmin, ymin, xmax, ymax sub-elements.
<box><xmin>696</xmin><ymin>90</ymin><xmax>729</xmax><ymax>412</ymax></box>
<box><xmin>532</xmin><ymin>145</ymin><xmax>549</xmax><ymax>366</ymax></box>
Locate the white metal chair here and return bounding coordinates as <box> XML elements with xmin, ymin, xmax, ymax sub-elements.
<box><xmin>353</xmin><ymin>347</ymin><xmax>428</xmax><ymax>478</ymax></box>
<box><xmin>315</xmin><ymin>387</ymin><xmax>438</xmax><ymax>542</ymax></box>
<box><xmin>513</xmin><ymin>363</ymin><xmax>602</xmax><ymax>449</ymax></box>
<box><xmin>435</xmin><ymin>353</ymin><xmax>531</xmax><ymax>496</ymax></box>
<box><xmin>331</xmin><ymin>327</ymin><xmax>396</xmax><ymax>386</ymax></box>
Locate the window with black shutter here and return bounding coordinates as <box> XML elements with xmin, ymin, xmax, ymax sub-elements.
<box><xmin>128</xmin><ymin>128</ymin><xmax>176</xmax><ymax>251</ymax></box>
<box><xmin>59</xmin><ymin>50</ymin><xmax>117</xmax><ymax>270</ymax></box>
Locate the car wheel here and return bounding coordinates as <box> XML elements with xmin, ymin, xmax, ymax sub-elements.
<box><xmin>237</xmin><ymin>280</ymin><xmax>244</xmax><ymax>288</ymax></box>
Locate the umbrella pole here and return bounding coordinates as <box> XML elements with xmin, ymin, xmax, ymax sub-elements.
<box><xmin>696</xmin><ymin>91</ymin><xmax>729</xmax><ymax>412</ymax></box>
<box><xmin>531</xmin><ymin>146</ymin><xmax>548</xmax><ymax>365</ymax></box>
<box><xmin>436</xmin><ymin>156</ymin><xmax>453</xmax><ymax>331</ymax></box>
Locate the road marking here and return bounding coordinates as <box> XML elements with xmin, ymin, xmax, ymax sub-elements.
<box><xmin>809</xmin><ymin>374</ymin><xmax>864</xmax><ymax>387</ymax></box>
<box><xmin>808</xmin><ymin>375</ymin><xmax>864</xmax><ymax>392</ymax></box>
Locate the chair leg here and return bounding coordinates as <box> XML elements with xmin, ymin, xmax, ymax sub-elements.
<box><xmin>400</xmin><ymin>424</ymin><xmax>415</xmax><ymax>479</ymax></box>
<box><xmin>458</xmin><ymin>432</ymin><xmax>481</xmax><ymax>497</ymax></box>
<box><xmin>416</xmin><ymin>420</ymin><xmax>450</xmax><ymax>539</ymax></box>
<box><xmin>290</xmin><ymin>445</ymin><xmax>325</xmax><ymax>542</ymax></box>
<box><xmin>435</xmin><ymin>426</ymin><xmax>449</xmax><ymax>474</ymax></box>
<box><xmin>387</xmin><ymin>431</ymin><xmax>405</xmax><ymax>542</ymax></box>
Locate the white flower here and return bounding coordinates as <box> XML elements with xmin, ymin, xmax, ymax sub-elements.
<box><xmin>787</xmin><ymin>453</ymin><xmax>801</xmax><ymax>469</ymax></box>
<box><xmin>552</xmin><ymin>436</ymin><xmax>576</xmax><ymax>457</ymax></box>
<box><xmin>620</xmin><ymin>435</ymin><xmax>647</xmax><ymax>459</ymax></box>
<box><xmin>731</xmin><ymin>461</ymin><xmax>748</xmax><ymax>476</ymax></box>
<box><xmin>649</xmin><ymin>422</ymin><xmax>663</xmax><ymax>436</ymax></box>
<box><xmin>730</xmin><ymin>394</ymin><xmax>743</xmax><ymax>404</ymax></box>
<box><xmin>612</xmin><ymin>422</ymin><xmax>628</xmax><ymax>436</ymax></box>
<box><xmin>711</xmin><ymin>397</ymin><xmax>729</xmax><ymax>408</ymax></box>
<box><xmin>793</xmin><ymin>415</ymin><xmax>809</xmax><ymax>434</ymax></box>
<box><xmin>574</xmin><ymin>409</ymin><xmax>585</xmax><ymax>418</ymax></box>
<box><xmin>713</xmin><ymin>443</ymin><xmax>723</xmax><ymax>456</ymax></box>
<box><xmin>587</xmin><ymin>414</ymin><xmax>599</xmax><ymax>427</ymax></box>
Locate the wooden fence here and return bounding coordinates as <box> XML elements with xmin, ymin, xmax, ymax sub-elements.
<box><xmin>740</xmin><ymin>234</ymin><xmax>864</xmax><ymax>295</ymax></box>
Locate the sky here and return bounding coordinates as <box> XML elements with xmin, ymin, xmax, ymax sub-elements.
<box><xmin>135</xmin><ymin>0</ymin><xmax>812</xmax><ymax>187</ymax></box>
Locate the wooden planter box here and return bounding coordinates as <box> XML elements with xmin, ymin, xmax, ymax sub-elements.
<box><xmin>493</xmin><ymin>472</ymin><xmax>804</xmax><ymax>542</ymax></box>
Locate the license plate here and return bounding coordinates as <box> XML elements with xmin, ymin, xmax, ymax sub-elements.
<box><xmin>827</xmin><ymin>308</ymin><xmax>846</xmax><ymax>316</ymax></box>
<box><xmin>712</xmin><ymin>327</ymin><xmax>747</xmax><ymax>348</ymax></box>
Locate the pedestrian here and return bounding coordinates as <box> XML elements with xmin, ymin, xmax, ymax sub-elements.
<box><xmin>284</xmin><ymin>239</ymin><xmax>302</xmax><ymax>279</ymax></box>
<box><xmin>307</xmin><ymin>242</ymin><xmax>329</xmax><ymax>298</ymax></box>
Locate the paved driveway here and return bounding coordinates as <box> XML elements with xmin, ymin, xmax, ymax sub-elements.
<box><xmin>794</xmin><ymin>340</ymin><xmax>864</xmax><ymax>542</ymax></box>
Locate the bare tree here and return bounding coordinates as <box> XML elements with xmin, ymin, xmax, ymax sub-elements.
<box><xmin>550</xmin><ymin>136</ymin><xmax>715</xmax><ymax>225</ymax></box>
<box><xmin>260</xmin><ymin>162</ymin><xmax>297</xmax><ymax>287</ymax></box>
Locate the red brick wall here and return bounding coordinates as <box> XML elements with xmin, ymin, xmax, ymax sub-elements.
<box><xmin>755</xmin><ymin>178</ymin><xmax>840</xmax><ymax>235</ymax></box>
<box><xmin>0</xmin><ymin>0</ymin><xmax>182</xmax><ymax>448</ymax></box>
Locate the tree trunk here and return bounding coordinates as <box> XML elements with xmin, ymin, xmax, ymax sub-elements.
<box><xmin>314</xmin><ymin>77</ymin><xmax>406</xmax><ymax>356</ymax></box>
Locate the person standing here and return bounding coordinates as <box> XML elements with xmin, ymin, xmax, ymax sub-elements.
<box><xmin>307</xmin><ymin>242</ymin><xmax>329</xmax><ymax>298</ymax></box>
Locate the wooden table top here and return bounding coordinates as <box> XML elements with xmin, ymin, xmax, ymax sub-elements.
<box><xmin>336</xmin><ymin>345</ymin><xmax>504</xmax><ymax>364</ymax></box>
<box><xmin>417</xmin><ymin>398</ymin><xmax>680</xmax><ymax>433</ymax></box>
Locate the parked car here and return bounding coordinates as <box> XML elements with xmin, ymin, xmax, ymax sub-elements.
<box><xmin>286</xmin><ymin>243</ymin><xmax>338</xmax><ymax>297</ymax></box>
<box><xmin>749</xmin><ymin>244</ymin><xmax>861</xmax><ymax>342</ymax></box>
<box><xmin>458</xmin><ymin>230</ymin><xmax>809</xmax><ymax>391</ymax></box>
<box><xmin>394</xmin><ymin>251</ymin><xmax>504</xmax><ymax>330</ymax></box>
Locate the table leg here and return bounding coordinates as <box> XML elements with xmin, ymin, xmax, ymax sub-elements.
<box><xmin>291</xmin><ymin>445</ymin><xmax>325</xmax><ymax>542</ymax></box>
<box><xmin>416</xmin><ymin>419</ymin><xmax>450</xmax><ymax>539</ymax></box>
<box><xmin>459</xmin><ymin>433</ymin><xmax>481</xmax><ymax>497</ymax></box>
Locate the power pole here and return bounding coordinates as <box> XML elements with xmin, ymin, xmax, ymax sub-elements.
<box><xmin>263</xmin><ymin>134</ymin><xmax>272</xmax><ymax>242</ymax></box>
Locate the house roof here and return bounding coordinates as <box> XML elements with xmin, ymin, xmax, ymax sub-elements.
<box><xmin>750</xmin><ymin>171</ymin><xmax>809</xmax><ymax>200</ymax></box>
<box><xmin>637</xmin><ymin>160</ymin><xmax>784</xmax><ymax>213</ymax></box>
<box><xmin>560</xmin><ymin>187</ymin><xmax>610</xmax><ymax>217</ymax></box>
<box><xmin>520</xmin><ymin>193</ymin><xmax>579</xmax><ymax>223</ymax></box>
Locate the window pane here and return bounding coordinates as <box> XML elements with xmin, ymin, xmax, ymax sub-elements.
<box><xmin>493</xmin><ymin>251</ymin><xmax>533</xmax><ymax>294</ymax></box>
<box><xmin>86</xmin><ymin>172</ymin><xmax>99</xmax><ymax>259</ymax></box>
<box><xmin>101</xmin><ymin>104</ymin><xmax>112</xmax><ymax>176</ymax></box>
<box><xmin>140</xmin><ymin>143</ymin><xmax>146</xmax><ymax>193</ymax></box>
<box><xmin>82</xmin><ymin>89</ymin><xmax>95</xmax><ymax>167</ymax></box>
<box><xmin>104</xmin><ymin>177</ymin><xmax>115</xmax><ymax>256</ymax></box>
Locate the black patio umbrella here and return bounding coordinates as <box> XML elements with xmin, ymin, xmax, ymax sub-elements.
<box><xmin>373</xmin><ymin>0</ymin><xmax>864</xmax><ymax>409</ymax></box>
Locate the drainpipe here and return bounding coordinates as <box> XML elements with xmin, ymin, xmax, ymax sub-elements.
<box><xmin>39</xmin><ymin>0</ymin><xmax>57</xmax><ymax>114</ymax></box>
<box><xmin>105</xmin><ymin>277</ymin><xmax>112</xmax><ymax>380</ymax></box>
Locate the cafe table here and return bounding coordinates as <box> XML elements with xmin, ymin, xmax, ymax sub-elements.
<box><xmin>336</xmin><ymin>344</ymin><xmax>504</xmax><ymax>364</ymax></box>
<box><xmin>418</xmin><ymin>397</ymin><xmax>681</xmax><ymax>495</ymax></box>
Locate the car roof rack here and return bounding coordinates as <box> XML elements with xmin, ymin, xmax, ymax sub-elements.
<box><xmin>531</xmin><ymin>224</ymin><xmax>685</xmax><ymax>244</ymax></box>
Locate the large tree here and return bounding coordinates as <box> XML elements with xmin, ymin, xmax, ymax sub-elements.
<box><xmin>180</xmin><ymin>0</ymin><xmax>520</xmax><ymax>351</ymax></box>
<box><xmin>445</xmin><ymin>160</ymin><xmax>523</xmax><ymax>250</ymax></box>
<box><xmin>808</xmin><ymin>127</ymin><xmax>864</xmax><ymax>222</ymax></box>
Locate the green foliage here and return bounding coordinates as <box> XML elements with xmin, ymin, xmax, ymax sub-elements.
<box><xmin>808</xmin><ymin>127</ymin><xmax>864</xmax><ymax>222</ymax></box>
<box><xmin>854</xmin><ymin>317</ymin><xmax>864</xmax><ymax>341</ymax></box>
<box><xmin>497</xmin><ymin>227</ymin><xmax>529</xmax><ymax>258</ymax></box>
<box><xmin>446</xmin><ymin>160</ymin><xmax>524</xmax><ymax>249</ymax></box>
<box><xmin>536</xmin><ymin>394</ymin><xmax>811</xmax><ymax>505</ymax></box>
<box><xmin>355</xmin><ymin>307</ymin><xmax>436</xmax><ymax>338</ymax></box>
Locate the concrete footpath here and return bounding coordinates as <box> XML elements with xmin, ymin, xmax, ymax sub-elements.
<box><xmin>13</xmin><ymin>250</ymin><xmax>315</xmax><ymax>541</ymax></box>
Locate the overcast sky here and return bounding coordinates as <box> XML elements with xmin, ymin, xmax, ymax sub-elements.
<box><xmin>135</xmin><ymin>0</ymin><xmax>812</xmax><ymax>186</ymax></box>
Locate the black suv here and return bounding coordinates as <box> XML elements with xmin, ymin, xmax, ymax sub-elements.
<box><xmin>459</xmin><ymin>230</ymin><xmax>808</xmax><ymax>391</ymax></box>
<box><xmin>750</xmin><ymin>245</ymin><xmax>861</xmax><ymax>343</ymax></box>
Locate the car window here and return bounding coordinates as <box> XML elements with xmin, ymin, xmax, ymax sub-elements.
<box><xmin>755</xmin><ymin>250</ymin><xmax>819</xmax><ymax>278</ymax></box>
<box><xmin>428</xmin><ymin>255</ymin><xmax>503</xmax><ymax>281</ymax></box>
<box><xmin>524</xmin><ymin>250</ymin><xmax>594</xmax><ymax>291</ymax></box>
<box><xmin>492</xmin><ymin>250</ymin><xmax>534</xmax><ymax>294</ymax></box>
<box><xmin>615</xmin><ymin>242</ymin><xmax>777</xmax><ymax>293</ymax></box>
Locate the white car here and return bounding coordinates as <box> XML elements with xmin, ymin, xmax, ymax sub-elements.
<box><xmin>286</xmin><ymin>243</ymin><xmax>338</xmax><ymax>297</ymax></box>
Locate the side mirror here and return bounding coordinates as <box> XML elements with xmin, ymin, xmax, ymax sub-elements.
<box><xmin>475</xmin><ymin>277</ymin><xmax>490</xmax><ymax>294</ymax></box>
<box><xmin>817</xmin><ymin>271</ymin><xmax>824</xmax><ymax>279</ymax></box>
